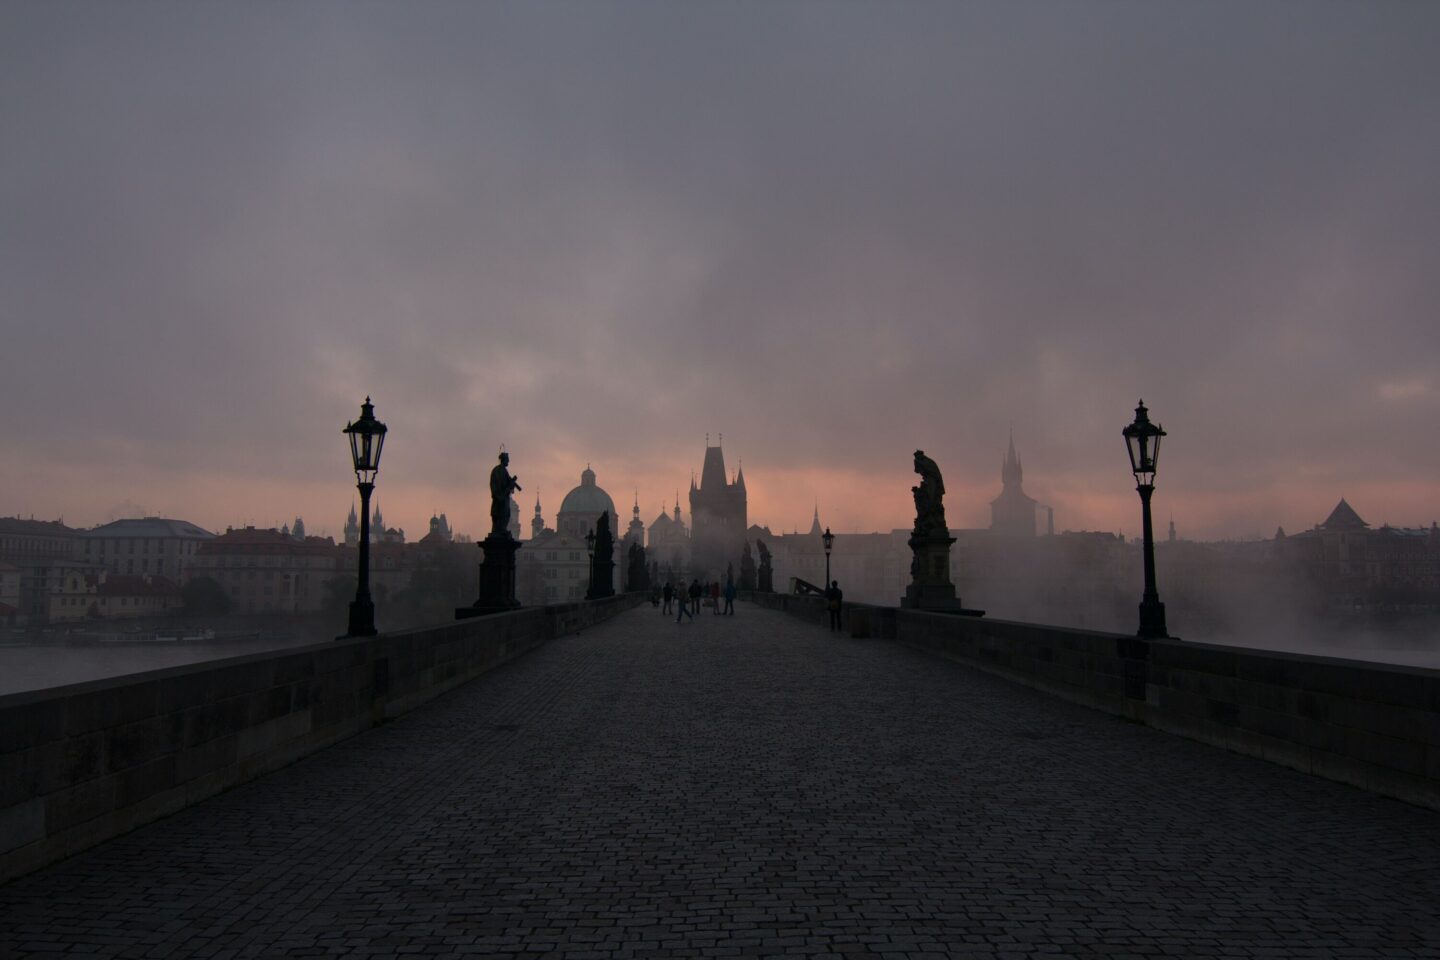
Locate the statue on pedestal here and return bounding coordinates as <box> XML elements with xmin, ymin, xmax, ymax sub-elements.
<box><xmin>627</xmin><ymin>542</ymin><xmax>649</xmax><ymax>592</ymax></box>
<box><xmin>587</xmin><ymin>513</ymin><xmax>616</xmax><ymax>600</ymax></box>
<box><xmin>489</xmin><ymin>452</ymin><xmax>522</xmax><ymax>539</ymax></box>
<box><xmin>902</xmin><ymin>449</ymin><xmax>978</xmax><ymax>614</ymax></box>
<box><xmin>756</xmin><ymin>539</ymin><xmax>774</xmax><ymax>593</ymax></box>
<box><xmin>458</xmin><ymin>450</ymin><xmax>524</xmax><ymax>619</ymax></box>
<box><xmin>911</xmin><ymin>449</ymin><xmax>948</xmax><ymax>537</ymax></box>
<box><xmin>739</xmin><ymin>541</ymin><xmax>757</xmax><ymax>591</ymax></box>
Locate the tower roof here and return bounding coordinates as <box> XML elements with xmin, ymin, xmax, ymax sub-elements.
<box><xmin>1321</xmin><ymin>498</ymin><xmax>1368</xmax><ymax>531</ymax></box>
<box><xmin>560</xmin><ymin>466</ymin><xmax>616</xmax><ymax>519</ymax></box>
<box><xmin>700</xmin><ymin>443</ymin><xmax>728</xmax><ymax>492</ymax></box>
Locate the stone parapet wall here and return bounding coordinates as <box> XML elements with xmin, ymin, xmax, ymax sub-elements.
<box><xmin>0</xmin><ymin>594</ymin><xmax>643</xmax><ymax>884</ymax></box>
<box><xmin>744</xmin><ymin>591</ymin><xmax>1440</xmax><ymax>811</ymax></box>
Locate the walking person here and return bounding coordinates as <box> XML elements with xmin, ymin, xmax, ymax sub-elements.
<box><xmin>689</xmin><ymin>578</ymin><xmax>702</xmax><ymax>615</ymax></box>
<box><xmin>675</xmin><ymin>580</ymin><xmax>693</xmax><ymax>622</ymax></box>
<box><xmin>826</xmin><ymin>579</ymin><xmax>844</xmax><ymax>632</ymax></box>
<box><xmin>662</xmin><ymin>581</ymin><xmax>674</xmax><ymax>616</ymax></box>
<box><xmin>710</xmin><ymin>580</ymin><xmax>721</xmax><ymax>615</ymax></box>
<box><xmin>723</xmin><ymin>577</ymin><xmax>736</xmax><ymax>616</ymax></box>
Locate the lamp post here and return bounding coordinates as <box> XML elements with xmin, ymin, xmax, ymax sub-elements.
<box><xmin>822</xmin><ymin>526</ymin><xmax>834</xmax><ymax>589</ymax></box>
<box><xmin>1122</xmin><ymin>400</ymin><xmax>1167</xmax><ymax>638</ymax></box>
<box><xmin>585</xmin><ymin>529</ymin><xmax>596</xmax><ymax>600</ymax></box>
<box><xmin>342</xmin><ymin>397</ymin><xmax>387</xmax><ymax>637</ymax></box>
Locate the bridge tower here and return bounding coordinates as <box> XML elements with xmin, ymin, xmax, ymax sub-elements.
<box><xmin>689</xmin><ymin>437</ymin><xmax>746</xmax><ymax>580</ymax></box>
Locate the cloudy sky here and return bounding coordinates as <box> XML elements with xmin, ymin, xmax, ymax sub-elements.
<box><xmin>3</xmin><ymin>1</ymin><xmax>1438</xmax><ymax>542</ymax></box>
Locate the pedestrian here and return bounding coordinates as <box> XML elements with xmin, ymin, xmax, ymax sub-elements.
<box><xmin>675</xmin><ymin>580</ymin><xmax>693</xmax><ymax>622</ymax></box>
<box><xmin>723</xmin><ymin>577</ymin><xmax>736</xmax><ymax>616</ymax></box>
<box><xmin>710</xmin><ymin>580</ymin><xmax>721</xmax><ymax>615</ymax></box>
<box><xmin>689</xmin><ymin>578</ymin><xmax>702</xmax><ymax>614</ymax></box>
<box><xmin>826</xmin><ymin>579</ymin><xmax>843</xmax><ymax>632</ymax></box>
<box><xmin>662</xmin><ymin>581</ymin><xmax>674</xmax><ymax>616</ymax></box>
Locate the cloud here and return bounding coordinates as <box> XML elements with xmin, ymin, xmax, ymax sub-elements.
<box><xmin>3</xmin><ymin>1</ymin><xmax>1439</xmax><ymax>541</ymax></box>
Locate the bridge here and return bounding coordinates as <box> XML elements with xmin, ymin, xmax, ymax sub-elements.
<box><xmin>2</xmin><ymin>599</ymin><xmax>1439</xmax><ymax>957</ymax></box>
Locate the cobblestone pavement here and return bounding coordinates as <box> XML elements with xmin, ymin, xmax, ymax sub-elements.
<box><xmin>3</xmin><ymin>605</ymin><xmax>1439</xmax><ymax>959</ymax></box>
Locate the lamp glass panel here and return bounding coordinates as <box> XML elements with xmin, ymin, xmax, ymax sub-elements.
<box><xmin>1126</xmin><ymin>432</ymin><xmax>1142</xmax><ymax>475</ymax></box>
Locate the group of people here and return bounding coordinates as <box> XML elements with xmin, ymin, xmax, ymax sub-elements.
<box><xmin>657</xmin><ymin>579</ymin><xmax>736</xmax><ymax>621</ymax></box>
<box><xmin>650</xmin><ymin>576</ymin><xmax>846</xmax><ymax>632</ymax></box>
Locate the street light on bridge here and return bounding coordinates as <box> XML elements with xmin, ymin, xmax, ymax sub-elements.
<box><xmin>822</xmin><ymin>526</ymin><xmax>835</xmax><ymax>589</ymax></box>
<box><xmin>1122</xmin><ymin>399</ymin><xmax>1168</xmax><ymax>639</ymax></box>
<box><xmin>342</xmin><ymin>397</ymin><xmax>387</xmax><ymax>638</ymax></box>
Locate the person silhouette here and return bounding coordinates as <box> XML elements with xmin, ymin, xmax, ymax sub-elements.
<box><xmin>675</xmin><ymin>580</ymin><xmax>693</xmax><ymax>623</ymax></box>
<box><xmin>826</xmin><ymin>579</ymin><xmax>843</xmax><ymax>632</ymax></box>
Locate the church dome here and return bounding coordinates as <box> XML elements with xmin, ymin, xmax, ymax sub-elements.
<box><xmin>559</xmin><ymin>466</ymin><xmax>617</xmax><ymax>519</ymax></box>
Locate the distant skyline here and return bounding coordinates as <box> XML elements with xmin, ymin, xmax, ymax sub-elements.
<box><xmin>4</xmin><ymin>2</ymin><xmax>1439</xmax><ymax>542</ymax></box>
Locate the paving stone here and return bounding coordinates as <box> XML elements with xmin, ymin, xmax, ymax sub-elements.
<box><xmin>0</xmin><ymin>604</ymin><xmax>1437</xmax><ymax>957</ymax></box>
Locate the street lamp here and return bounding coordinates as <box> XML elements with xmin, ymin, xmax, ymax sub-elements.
<box><xmin>584</xmin><ymin>528</ymin><xmax>596</xmax><ymax>600</ymax></box>
<box><xmin>1122</xmin><ymin>399</ymin><xmax>1167</xmax><ymax>638</ymax></box>
<box><xmin>822</xmin><ymin>526</ymin><xmax>835</xmax><ymax>589</ymax></box>
<box><xmin>342</xmin><ymin>397</ymin><xmax>387</xmax><ymax>637</ymax></box>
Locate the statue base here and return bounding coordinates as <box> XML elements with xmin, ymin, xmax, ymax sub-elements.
<box><xmin>901</xmin><ymin>533</ymin><xmax>984</xmax><ymax>615</ymax></box>
<box><xmin>586</xmin><ymin>560</ymin><xmax>616</xmax><ymax>601</ymax></box>
<box><xmin>456</xmin><ymin>534</ymin><xmax>521</xmax><ymax>619</ymax></box>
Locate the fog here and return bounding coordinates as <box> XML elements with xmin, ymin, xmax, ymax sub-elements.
<box><xmin>2</xmin><ymin>1</ymin><xmax>1439</xmax><ymax>545</ymax></box>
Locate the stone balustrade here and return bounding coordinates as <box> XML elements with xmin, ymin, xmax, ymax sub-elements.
<box><xmin>0</xmin><ymin>594</ymin><xmax>643</xmax><ymax>884</ymax></box>
<box><xmin>746</xmin><ymin>591</ymin><xmax>1440</xmax><ymax>811</ymax></box>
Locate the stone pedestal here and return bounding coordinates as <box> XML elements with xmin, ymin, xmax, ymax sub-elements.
<box><xmin>902</xmin><ymin>534</ymin><xmax>983</xmax><ymax>615</ymax></box>
<box><xmin>456</xmin><ymin>534</ymin><xmax>521</xmax><ymax>619</ymax></box>
<box><xmin>586</xmin><ymin>558</ymin><xmax>615</xmax><ymax>600</ymax></box>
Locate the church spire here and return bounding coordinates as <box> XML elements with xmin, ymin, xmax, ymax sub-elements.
<box><xmin>1002</xmin><ymin>431</ymin><xmax>1023</xmax><ymax>489</ymax></box>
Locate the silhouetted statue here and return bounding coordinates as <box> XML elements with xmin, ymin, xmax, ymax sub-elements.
<box><xmin>757</xmin><ymin>539</ymin><xmax>774</xmax><ymax>593</ymax></box>
<box><xmin>903</xmin><ymin>449</ymin><xmax>975</xmax><ymax>614</ymax></box>
<box><xmin>459</xmin><ymin>451</ymin><xmax>524</xmax><ymax>619</ymax></box>
<box><xmin>490</xmin><ymin>452</ymin><xmax>522</xmax><ymax>539</ymax></box>
<box><xmin>587</xmin><ymin>513</ymin><xmax>615</xmax><ymax>600</ymax></box>
<box><xmin>911</xmin><ymin>449</ymin><xmax>948</xmax><ymax>537</ymax></box>
<box><xmin>627</xmin><ymin>542</ymin><xmax>649</xmax><ymax>592</ymax></box>
<box><xmin>739</xmin><ymin>540</ymin><xmax>757</xmax><ymax>591</ymax></box>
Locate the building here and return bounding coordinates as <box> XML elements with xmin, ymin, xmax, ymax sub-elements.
<box><xmin>0</xmin><ymin>517</ymin><xmax>84</xmax><ymax>624</ymax></box>
<box><xmin>515</xmin><ymin>530</ymin><xmax>592</xmax><ymax>605</ymax></box>
<box><xmin>0</xmin><ymin>562</ymin><xmax>20</xmax><ymax>625</ymax></box>
<box><xmin>79</xmin><ymin>517</ymin><xmax>215</xmax><ymax>580</ymax></box>
<box><xmin>647</xmin><ymin>499</ymin><xmax>690</xmax><ymax>582</ymax></box>
<box><xmin>1280</xmin><ymin>499</ymin><xmax>1440</xmax><ymax>608</ymax></box>
<box><xmin>517</xmin><ymin>470</ymin><xmax>627</xmax><ymax>604</ymax></box>
<box><xmin>189</xmin><ymin>527</ymin><xmax>343</xmax><ymax>615</ymax></box>
<box><xmin>344</xmin><ymin>504</ymin><xmax>360</xmax><ymax>547</ymax></box>
<box><xmin>689</xmin><ymin>439</ymin><xmax>747</xmax><ymax>580</ymax></box>
<box><xmin>555</xmin><ymin>466</ymin><xmax>618</xmax><ymax>541</ymax></box>
<box><xmin>47</xmin><ymin>572</ymin><xmax>183</xmax><ymax>623</ymax></box>
<box><xmin>990</xmin><ymin>434</ymin><xmax>1039</xmax><ymax>537</ymax></box>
